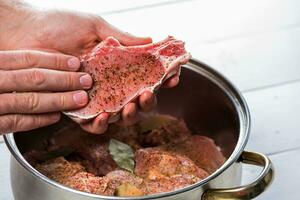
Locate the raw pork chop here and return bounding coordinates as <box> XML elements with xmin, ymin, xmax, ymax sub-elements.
<box><xmin>64</xmin><ymin>36</ymin><xmax>191</xmax><ymax>122</ymax></box>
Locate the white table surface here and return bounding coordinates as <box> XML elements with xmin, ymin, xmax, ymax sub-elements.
<box><xmin>1</xmin><ymin>0</ymin><xmax>300</xmax><ymax>199</ymax></box>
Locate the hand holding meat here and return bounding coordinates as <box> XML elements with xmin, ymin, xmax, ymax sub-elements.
<box><xmin>0</xmin><ymin>50</ymin><xmax>92</xmax><ymax>134</ymax></box>
<box><xmin>65</xmin><ymin>36</ymin><xmax>191</xmax><ymax>126</ymax></box>
<box><xmin>0</xmin><ymin>0</ymin><xmax>180</xmax><ymax>134</ymax></box>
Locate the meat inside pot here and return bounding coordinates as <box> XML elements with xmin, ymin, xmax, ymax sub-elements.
<box><xmin>134</xmin><ymin>148</ymin><xmax>209</xmax><ymax>194</ymax></box>
<box><xmin>24</xmin><ymin>114</ymin><xmax>225</xmax><ymax>196</ymax></box>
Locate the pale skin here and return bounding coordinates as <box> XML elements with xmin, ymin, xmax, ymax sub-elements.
<box><xmin>0</xmin><ymin>0</ymin><xmax>179</xmax><ymax>134</ymax></box>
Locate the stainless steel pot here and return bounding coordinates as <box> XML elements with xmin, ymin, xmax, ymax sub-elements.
<box><xmin>4</xmin><ymin>58</ymin><xmax>274</xmax><ymax>200</ymax></box>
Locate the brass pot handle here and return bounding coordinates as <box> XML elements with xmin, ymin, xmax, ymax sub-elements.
<box><xmin>202</xmin><ymin>151</ymin><xmax>274</xmax><ymax>200</ymax></box>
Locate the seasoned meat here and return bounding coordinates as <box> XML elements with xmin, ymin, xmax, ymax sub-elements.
<box><xmin>135</xmin><ymin>148</ymin><xmax>208</xmax><ymax>179</ymax></box>
<box><xmin>106</xmin><ymin>170</ymin><xmax>145</xmax><ymax>196</ymax></box>
<box><xmin>138</xmin><ymin>115</ymin><xmax>191</xmax><ymax>147</ymax></box>
<box><xmin>47</xmin><ymin>131</ymin><xmax>117</xmax><ymax>176</ymax></box>
<box><xmin>35</xmin><ymin>157</ymin><xmax>85</xmax><ymax>184</ymax></box>
<box><xmin>46</xmin><ymin>122</ymin><xmax>88</xmax><ymax>152</ymax></box>
<box><xmin>75</xmin><ymin>141</ymin><xmax>118</xmax><ymax>176</ymax></box>
<box><xmin>64</xmin><ymin>172</ymin><xmax>114</xmax><ymax>195</ymax></box>
<box><xmin>134</xmin><ymin>148</ymin><xmax>208</xmax><ymax>194</ymax></box>
<box><xmin>24</xmin><ymin>150</ymin><xmax>48</xmax><ymax>166</ymax></box>
<box><xmin>145</xmin><ymin>175</ymin><xmax>200</xmax><ymax>194</ymax></box>
<box><xmin>66</xmin><ymin>170</ymin><xmax>145</xmax><ymax>196</ymax></box>
<box><xmin>36</xmin><ymin>157</ymin><xmax>144</xmax><ymax>196</ymax></box>
<box><xmin>47</xmin><ymin>123</ymin><xmax>138</xmax><ymax>176</ymax></box>
<box><xmin>64</xmin><ymin>36</ymin><xmax>191</xmax><ymax>122</ymax></box>
<box><xmin>28</xmin><ymin>114</ymin><xmax>226</xmax><ymax>196</ymax></box>
<box><xmin>163</xmin><ymin>135</ymin><xmax>225</xmax><ymax>174</ymax></box>
<box><xmin>106</xmin><ymin>124</ymin><xmax>141</xmax><ymax>150</ymax></box>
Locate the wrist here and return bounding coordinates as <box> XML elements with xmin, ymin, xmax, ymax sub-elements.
<box><xmin>0</xmin><ymin>0</ymin><xmax>36</xmax><ymax>50</ymax></box>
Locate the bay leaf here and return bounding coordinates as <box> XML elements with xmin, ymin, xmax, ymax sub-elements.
<box><xmin>109</xmin><ymin>139</ymin><xmax>135</xmax><ymax>173</ymax></box>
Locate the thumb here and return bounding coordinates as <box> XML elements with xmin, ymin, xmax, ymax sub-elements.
<box><xmin>95</xmin><ymin>18</ymin><xmax>152</xmax><ymax>46</ymax></box>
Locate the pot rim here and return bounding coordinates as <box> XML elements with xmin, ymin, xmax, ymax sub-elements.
<box><xmin>4</xmin><ymin>58</ymin><xmax>251</xmax><ymax>200</ymax></box>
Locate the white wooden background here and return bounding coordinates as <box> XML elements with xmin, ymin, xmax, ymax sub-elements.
<box><xmin>1</xmin><ymin>0</ymin><xmax>300</xmax><ymax>199</ymax></box>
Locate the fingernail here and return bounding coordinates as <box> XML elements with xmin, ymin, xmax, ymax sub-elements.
<box><xmin>80</xmin><ymin>74</ymin><xmax>93</xmax><ymax>89</ymax></box>
<box><xmin>68</xmin><ymin>57</ymin><xmax>80</xmax><ymax>70</ymax></box>
<box><xmin>73</xmin><ymin>91</ymin><xmax>88</xmax><ymax>105</ymax></box>
<box><xmin>99</xmin><ymin>115</ymin><xmax>108</xmax><ymax>126</ymax></box>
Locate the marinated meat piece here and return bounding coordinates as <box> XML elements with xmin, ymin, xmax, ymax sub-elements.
<box><xmin>145</xmin><ymin>174</ymin><xmax>199</xmax><ymax>194</ymax></box>
<box><xmin>163</xmin><ymin>135</ymin><xmax>225</xmax><ymax>174</ymax></box>
<box><xmin>71</xmin><ymin>124</ymin><xmax>143</xmax><ymax>175</ymax></box>
<box><xmin>24</xmin><ymin>149</ymin><xmax>74</xmax><ymax>166</ymax></box>
<box><xmin>134</xmin><ymin>148</ymin><xmax>208</xmax><ymax>194</ymax></box>
<box><xmin>135</xmin><ymin>148</ymin><xmax>208</xmax><ymax>179</ymax></box>
<box><xmin>106</xmin><ymin>170</ymin><xmax>145</xmax><ymax>196</ymax></box>
<box><xmin>107</xmin><ymin>124</ymin><xmax>141</xmax><ymax>150</ymax></box>
<box><xmin>35</xmin><ymin>157</ymin><xmax>85</xmax><ymax>184</ymax></box>
<box><xmin>76</xmin><ymin>141</ymin><xmax>118</xmax><ymax>176</ymax></box>
<box><xmin>67</xmin><ymin>170</ymin><xmax>145</xmax><ymax>196</ymax></box>
<box><xmin>75</xmin><ymin>124</ymin><xmax>141</xmax><ymax>175</ymax></box>
<box><xmin>48</xmin><ymin>132</ymin><xmax>118</xmax><ymax>176</ymax></box>
<box><xmin>115</xmin><ymin>183</ymin><xmax>144</xmax><ymax>196</ymax></box>
<box><xmin>106</xmin><ymin>170</ymin><xmax>144</xmax><ymax>188</ymax></box>
<box><xmin>64</xmin><ymin>36</ymin><xmax>191</xmax><ymax>122</ymax></box>
<box><xmin>138</xmin><ymin>115</ymin><xmax>191</xmax><ymax>147</ymax></box>
<box><xmin>37</xmin><ymin>157</ymin><xmax>144</xmax><ymax>196</ymax></box>
<box><xmin>47</xmin><ymin>121</ymin><xmax>140</xmax><ymax>153</ymax></box>
<box><xmin>65</xmin><ymin>172</ymin><xmax>114</xmax><ymax>195</ymax></box>
<box><xmin>47</xmin><ymin>123</ymin><xmax>120</xmax><ymax>176</ymax></box>
<box><xmin>24</xmin><ymin>150</ymin><xmax>48</xmax><ymax>166</ymax></box>
<box><xmin>28</xmin><ymin>114</ymin><xmax>226</xmax><ymax>196</ymax></box>
<box><xmin>47</xmin><ymin>122</ymin><xmax>88</xmax><ymax>152</ymax></box>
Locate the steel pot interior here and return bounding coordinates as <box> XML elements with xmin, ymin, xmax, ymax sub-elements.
<box><xmin>4</xmin><ymin>58</ymin><xmax>250</xmax><ymax>199</ymax></box>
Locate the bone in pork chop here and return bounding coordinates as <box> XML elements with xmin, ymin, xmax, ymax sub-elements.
<box><xmin>64</xmin><ymin>36</ymin><xmax>191</xmax><ymax>122</ymax></box>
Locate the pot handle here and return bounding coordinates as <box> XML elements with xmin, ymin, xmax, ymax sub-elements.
<box><xmin>202</xmin><ymin>151</ymin><xmax>274</xmax><ymax>200</ymax></box>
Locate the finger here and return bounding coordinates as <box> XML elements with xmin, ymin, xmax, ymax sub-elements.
<box><xmin>163</xmin><ymin>75</ymin><xmax>180</xmax><ymax>88</ymax></box>
<box><xmin>0</xmin><ymin>50</ymin><xmax>80</xmax><ymax>71</ymax></box>
<box><xmin>0</xmin><ymin>113</ymin><xmax>60</xmax><ymax>135</ymax></box>
<box><xmin>0</xmin><ymin>68</ymin><xmax>92</xmax><ymax>93</ymax></box>
<box><xmin>0</xmin><ymin>91</ymin><xmax>88</xmax><ymax>114</ymax></box>
<box><xmin>94</xmin><ymin>17</ymin><xmax>152</xmax><ymax>46</ymax></box>
<box><xmin>139</xmin><ymin>91</ymin><xmax>157</xmax><ymax>112</ymax></box>
<box><xmin>80</xmin><ymin>112</ymin><xmax>109</xmax><ymax>134</ymax></box>
<box><xmin>118</xmin><ymin>103</ymin><xmax>138</xmax><ymax>126</ymax></box>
